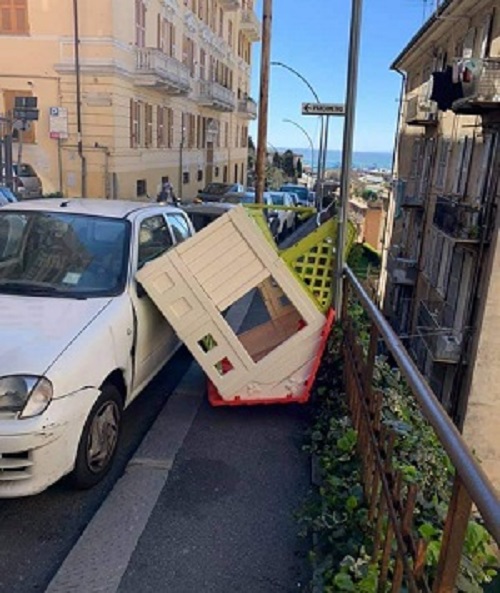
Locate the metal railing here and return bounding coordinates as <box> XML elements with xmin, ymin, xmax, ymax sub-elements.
<box><xmin>452</xmin><ymin>57</ymin><xmax>500</xmax><ymax>112</ymax></box>
<box><xmin>341</xmin><ymin>265</ymin><xmax>500</xmax><ymax>591</ymax></box>
<box><xmin>433</xmin><ymin>198</ymin><xmax>481</xmax><ymax>241</ymax></box>
<box><xmin>135</xmin><ymin>48</ymin><xmax>191</xmax><ymax>93</ymax></box>
<box><xmin>199</xmin><ymin>81</ymin><xmax>236</xmax><ymax>111</ymax></box>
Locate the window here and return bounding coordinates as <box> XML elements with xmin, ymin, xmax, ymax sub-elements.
<box><xmin>3</xmin><ymin>89</ymin><xmax>35</xmax><ymax>143</ymax></box>
<box><xmin>199</xmin><ymin>48</ymin><xmax>206</xmax><ymax>80</ymax></box>
<box><xmin>453</xmin><ymin>136</ymin><xmax>474</xmax><ymax>196</ymax></box>
<box><xmin>182</xmin><ymin>35</ymin><xmax>196</xmax><ymax>77</ymax></box>
<box><xmin>138</xmin><ymin>215</ymin><xmax>173</xmax><ymax>268</ymax></box>
<box><xmin>136</xmin><ymin>179</ymin><xmax>147</xmax><ymax>197</ymax></box>
<box><xmin>0</xmin><ymin>0</ymin><xmax>29</xmax><ymax>35</ymax></box>
<box><xmin>130</xmin><ymin>100</ymin><xmax>142</xmax><ymax>148</ymax></box>
<box><xmin>135</xmin><ymin>0</ymin><xmax>146</xmax><ymax>48</ymax></box>
<box><xmin>157</xmin><ymin>106</ymin><xmax>165</xmax><ymax>148</ymax></box>
<box><xmin>145</xmin><ymin>103</ymin><xmax>153</xmax><ymax>148</ymax></box>
<box><xmin>183</xmin><ymin>171</ymin><xmax>190</xmax><ymax>184</ymax></box>
<box><xmin>214</xmin><ymin>166</ymin><xmax>219</xmax><ymax>178</ymax></box>
<box><xmin>418</xmin><ymin>138</ymin><xmax>435</xmax><ymax>198</ymax></box>
<box><xmin>166</xmin><ymin>213</ymin><xmax>192</xmax><ymax>244</ymax></box>
<box><xmin>434</xmin><ymin>138</ymin><xmax>450</xmax><ymax>191</ymax></box>
<box><xmin>197</xmin><ymin>169</ymin><xmax>203</xmax><ymax>182</ymax></box>
<box><xmin>476</xmin><ymin>134</ymin><xmax>496</xmax><ymax>201</ymax></box>
<box><xmin>228</xmin><ymin>19</ymin><xmax>233</xmax><ymax>48</ymax></box>
<box><xmin>158</xmin><ymin>16</ymin><xmax>175</xmax><ymax>57</ymax></box>
<box><xmin>223</xmin><ymin>165</ymin><xmax>228</xmax><ymax>182</ymax></box>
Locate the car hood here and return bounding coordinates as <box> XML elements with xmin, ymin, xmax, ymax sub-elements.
<box><xmin>0</xmin><ymin>294</ymin><xmax>112</xmax><ymax>377</ymax></box>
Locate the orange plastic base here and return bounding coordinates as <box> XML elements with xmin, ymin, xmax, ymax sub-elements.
<box><xmin>207</xmin><ymin>308</ymin><xmax>335</xmax><ymax>407</ymax></box>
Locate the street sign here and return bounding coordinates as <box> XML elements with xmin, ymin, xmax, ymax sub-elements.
<box><xmin>302</xmin><ymin>103</ymin><xmax>346</xmax><ymax>116</ymax></box>
<box><xmin>49</xmin><ymin>106</ymin><xmax>69</xmax><ymax>140</ymax></box>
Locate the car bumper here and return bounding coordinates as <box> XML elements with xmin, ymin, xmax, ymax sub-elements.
<box><xmin>0</xmin><ymin>387</ymin><xmax>101</xmax><ymax>497</ymax></box>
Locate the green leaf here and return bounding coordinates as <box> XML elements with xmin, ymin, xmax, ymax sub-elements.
<box><xmin>418</xmin><ymin>523</ymin><xmax>438</xmax><ymax>542</ymax></box>
<box><xmin>333</xmin><ymin>573</ymin><xmax>356</xmax><ymax>591</ymax></box>
<box><xmin>345</xmin><ymin>495</ymin><xmax>358</xmax><ymax>512</ymax></box>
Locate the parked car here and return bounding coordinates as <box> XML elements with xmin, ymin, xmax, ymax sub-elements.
<box><xmin>280</xmin><ymin>184</ymin><xmax>311</xmax><ymax>207</ymax></box>
<box><xmin>268</xmin><ymin>191</ymin><xmax>296</xmax><ymax>239</ymax></box>
<box><xmin>0</xmin><ymin>186</ymin><xmax>17</xmax><ymax>206</ymax></box>
<box><xmin>11</xmin><ymin>163</ymin><xmax>43</xmax><ymax>199</ymax></box>
<box><xmin>197</xmin><ymin>182</ymin><xmax>245</xmax><ymax>202</ymax></box>
<box><xmin>0</xmin><ymin>198</ymin><xmax>195</xmax><ymax>497</ymax></box>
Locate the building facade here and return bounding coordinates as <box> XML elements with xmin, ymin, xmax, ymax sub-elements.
<box><xmin>0</xmin><ymin>0</ymin><xmax>259</xmax><ymax>200</ymax></box>
<box><xmin>381</xmin><ymin>0</ymin><xmax>500</xmax><ymax>488</ymax></box>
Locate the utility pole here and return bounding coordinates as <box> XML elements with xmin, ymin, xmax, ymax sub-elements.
<box><xmin>73</xmin><ymin>0</ymin><xmax>87</xmax><ymax>197</ymax></box>
<box><xmin>255</xmin><ymin>0</ymin><xmax>273</xmax><ymax>204</ymax></box>
<box><xmin>335</xmin><ymin>0</ymin><xmax>363</xmax><ymax>318</ymax></box>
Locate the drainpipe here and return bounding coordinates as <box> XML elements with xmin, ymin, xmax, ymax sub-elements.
<box><xmin>378</xmin><ymin>67</ymin><xmax>406</xmax><ymax>307</ymax></box>
<box><xmin>73</xmin><ymin>0</ymin><xmax>87</xmax><ymax>197</ymax></box>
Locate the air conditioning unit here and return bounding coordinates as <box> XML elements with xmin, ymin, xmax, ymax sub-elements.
<box><xmin>434</xmin><ymin>334</ymin><xmax>461</xmax><ymax>363</ymax></box>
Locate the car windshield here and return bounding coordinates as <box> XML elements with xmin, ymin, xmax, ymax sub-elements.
<box><xmin>221</xmin><ymin>193</ymin><xmax>255</xmax><ymax>204</ymax></box>
<box><xmin>281</xmin><ymin>186</ymin><xmax>308</xmax><ymax>200</ymax></box>
<box><xmin>270</xmin><ymin>193</ymin><xmax>285</xmax><ymax>205</ymax></box>
<box><xmin>202</xmin><ymin>183</ymin><xmax>231</xmax><ymax>195</ymax></box>
<box><xmin>13</xmin><ymin>164</ymin><xmax>36</xmax><ymax>177</ymax></box>
<box><xmin>0</xmin><ymin>211</ymin><xmax>130</xmax><ymax>298</ymax></box>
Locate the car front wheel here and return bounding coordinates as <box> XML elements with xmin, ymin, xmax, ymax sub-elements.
<box><xmin>70</xmin><ymin>384</ymin><xmax>123</xmax><ymax>489</ymax></box>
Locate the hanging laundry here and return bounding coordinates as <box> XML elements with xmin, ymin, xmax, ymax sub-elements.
<box><xmin>430</xmin><ymin>66</ymin><xmax>464</xmax><ymax>111</ymax></box>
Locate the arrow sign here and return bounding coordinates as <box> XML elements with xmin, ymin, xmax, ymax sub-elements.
<box><xmin>302</xmin><ymin>102</ymin><xmax>346</xmax><ymax>116</ymax></box>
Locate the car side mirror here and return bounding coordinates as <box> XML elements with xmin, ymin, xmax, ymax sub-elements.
<box><xmin>136</xmin><ymin>281</ymin><xmax>147</xmax><ymax>299</ymax></box>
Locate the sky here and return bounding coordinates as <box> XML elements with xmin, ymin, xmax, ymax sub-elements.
<box><xmin>249</xmin><ymin>0</ymin><xmax>434</xmax><ymax>154</ymax></box>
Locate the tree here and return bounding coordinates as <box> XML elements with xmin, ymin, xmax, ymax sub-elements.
<box><xmin>272</xmin><ymin>151</ymin><xmax>282</xmax><ymax>169</ymax></box>
<box><xmin>282</xmin><ymin>149</ymin><xmax>296</xmax><ymax>179</ymax></box>
<box><xmin>296</xmin><ymin>158</ymin><xmax>303</xmax><ymax>178</ymax></box>
<box><xmin>362</xmin><ymin>189</ymin><xmax>378</xmax><ymax>201</ymax></box>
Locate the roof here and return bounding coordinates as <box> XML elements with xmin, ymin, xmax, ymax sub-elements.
<box><xmin>1</xmin><ymin>198</ymin><xmax>181</xmax><ymax>219</ymax></box>
<box><xmin>391</xmin><ymin>0</ymin><xmax>455</xmax><ymax>69</ymax></box>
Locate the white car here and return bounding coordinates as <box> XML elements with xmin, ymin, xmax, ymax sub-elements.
<box><xmin>0</xmin><ymin>198</ymin><xmax>194</xmax><ymax>497</ymax></box>
<box><xmin>267</xmin><ymin>192</ymin><xmax>296</xmax><ymax>240</ymax></box>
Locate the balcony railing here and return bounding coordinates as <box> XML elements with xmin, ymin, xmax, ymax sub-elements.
<box><xmin>240</xmin><ymin>9</ymin><xmax>261</xmax><ymax>41</ymax></box>
<box><xmin>416</xmin><ymin>299</ymin><xmax>462</xmax><ymax>363</ymax></box>
<box><xmin>218</xmin><ymin>0</ymin><xmax>241</xmax><ymax>9</ymax></box>
<box><xmin>387</xmin><ymin>251</ymin><xmax>418</xmax><ymax>286</ymax></box>
<box><xmin>401</xmin><ymin>193</ymin><xmax>424</xmax><ymax>208</ymax></box>
<box><xmin>199</xmin><ymin>81</ymin><xmax>236</xmax><ymax>112</ymax></box>
<box><xmin>406</xmin><ymin>94</ymin><xmax>438</xmax><ymax>126</ymax></box>
<box><xmin>433</xmin><ymin>198</ymin><xmax>481</xmax><ymax>242</ymax></box>
<box><xmin>342</xmin><ymin>267</ymin><xmax>500</xmax><ymax>590</ymax></box>
<box><xmin>238</xmin><ymin>97</ymin><xmax>257</xmax><ymax>119</ymax></box>
<box><xmin>135</xmin><ymin>48</ymin><xmax>191</xmax><ymax>94</ymax></box>
<box><xmin>452</xmin><ymin>57</ymin><xmax>500</xmax><ymax>115</ymax></box>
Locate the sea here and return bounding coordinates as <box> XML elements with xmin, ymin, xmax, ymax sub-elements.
<box><xmin>279</xmin><ymin>149</ymin><xmax>394</xmax><ymax>172</ymax></box>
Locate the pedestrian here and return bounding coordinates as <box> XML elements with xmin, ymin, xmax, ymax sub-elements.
<box><xmin>157</xmin><ymin>176</ymin><xmax>178</xmax><ymax>205</ymax></box>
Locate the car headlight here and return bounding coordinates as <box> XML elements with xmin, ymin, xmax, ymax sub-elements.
<box><xmin>0</xmin><ymin>376</ymin><xmax>53</xmax><ymax>419</ymax></box>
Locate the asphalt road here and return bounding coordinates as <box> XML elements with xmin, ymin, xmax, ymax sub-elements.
<box><xmin>0</xmin><ymin>347</ymin><xmax>192</xmax><ymax>593</ymax></box>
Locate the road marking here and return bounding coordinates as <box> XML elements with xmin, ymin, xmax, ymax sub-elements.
<box><xmin>45</xmin><ymin>362</ymin><xmax>205</xmax><ymax>593</ymax></box>
<box><xmin>45</xmin><ymin>294</ymin><xmax>253</xmax><ymax>593</ymax></box>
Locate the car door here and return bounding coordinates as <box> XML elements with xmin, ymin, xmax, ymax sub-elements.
<box><xmin>129</xmin><ymin>212</ymin><xmax>180</xmax><ymax>393</ymax></box>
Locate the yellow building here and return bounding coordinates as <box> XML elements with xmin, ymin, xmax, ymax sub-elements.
<box><xmin>0</xmin><ymin>0</ymin><xmax>259</xmax><ymax>200</ymax></box>
<box><xmin>381</xmin><ymin>0</ymin><xmax>500</xmax><ymax>488</ymax></box>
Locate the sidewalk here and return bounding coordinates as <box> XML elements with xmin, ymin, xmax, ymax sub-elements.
<box><xmin>46</xmin><ymin>294</ymin><xmax>314</xmax><ymax>593</ymax></box>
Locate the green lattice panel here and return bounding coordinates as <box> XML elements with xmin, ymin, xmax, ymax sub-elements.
<box><xmin>281</xmin><ymin>219</ymin><xmax>357</xmax><ymax>313</ymax></box>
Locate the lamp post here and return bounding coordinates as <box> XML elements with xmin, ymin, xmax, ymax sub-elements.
<box><xmin>282</xmin><ymin>118</ymin><xmax>314</xmax><ymax>179</ymax></box>
<box><xmin>270</xmin><ymin>61</ymin><xmax>324</xmax><ymax>187</ymax></box>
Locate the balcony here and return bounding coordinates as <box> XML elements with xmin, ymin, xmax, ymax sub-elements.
<box><xmin>135</xmin><ymin>48</ymin><xmax>190</xmax><ymax>94</ymax></box>
<box><xmin>218</xmin><ymin>0</ymin><xmax>241</xmax><ymax>9</ymax></box>
<box><xmin>417</xmin><ymin>300</ymin><xmax>462</xmax><ymax>363</ymax></box>
<box><xmin>406</xmin><ymin>94</ymin><xmax>438</xmax><ymax>126</ymax></box>
<box><xmin>238</xmin><ymin>97</ymin><xmax>257</xmax><ymax>119</ymax></box>
<box><xmin>401</xmin><ymin>193</ymin><xmax>424</xmax><ymax>209</ymax></box>
<box><xmin>199</xmin><ymin>81</ymin><xmax>236</xmax><ymax>112</ymax></box>
<box><xmin>433</xmin><ymin>198</ymin><xmax>481</xmax><ymax>243</ymax></box>
<box><xmin>452</xmin><ymin>58</ymin><xmax>500</xmax><ymax>115</ymax></box>
<box><xmin>240</xmin><ymin>9</ymin><xmax>261</xmax><ymax>41</ymax></box>
<box><xmin>387</xmin><ymin>251</ymin><xmax>418</xmax><ymax>286</ymax></box>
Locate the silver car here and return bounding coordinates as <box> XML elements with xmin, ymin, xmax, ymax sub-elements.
<box><xmin>13</xmin><ymin>163</ymin><xmax>43</xmax><ymax>199</ymax></box>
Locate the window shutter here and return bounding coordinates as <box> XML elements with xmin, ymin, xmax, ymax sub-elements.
<box><xmin>458</xmin><ymin>136</ymin><xmax>474</xmax><ymax>196</ymax></box>
<box><xmin>452</xmin><ymin>138</ymin><xmax>466</xmax><ymax>194</ymax></box>
<box><xmin>476</xmin><ymin>134</ymin><xmax>494</xmax><ymax>201</ymax></box>
<box><xmin>462</xmin><ymin>28</ymin><xmax>476</xmax><ymax>58</ymax></box>
<box><xmin>479</xmin><ymin>12</ymin><xmax>493</xmax><ymax>58</ymax></box>
<box><xmin>446</xmin><ymin>249</ymin><xmax>464</xmax><ymax>319</ymax></box>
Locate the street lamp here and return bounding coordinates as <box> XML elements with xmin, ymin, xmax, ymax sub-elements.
<box><xmin>282</xmin><ymin>118</ymin><xmax>314</xmax><ymax>178</ymax></box>
<box><xmin>270</xmin><ymin>61</ymin><xmax>324</xmax><ymax>186</ymax></box>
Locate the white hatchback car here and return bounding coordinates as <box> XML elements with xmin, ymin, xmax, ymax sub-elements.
<box><xmin>0</xmin><ymin>198</ymin><xmax>194</xmax><ymax>497</ymax></box>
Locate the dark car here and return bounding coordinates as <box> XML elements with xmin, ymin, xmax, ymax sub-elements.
<box><xmin>279</xmin><ymin>184</ymin><xmax>311</xmax><ymax>207</ymax></box>
<box><xmin>197</xmin><ymin>182</ymin><xmax>245</xmax><ymax>202</ymax></box>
